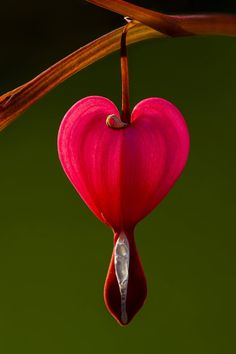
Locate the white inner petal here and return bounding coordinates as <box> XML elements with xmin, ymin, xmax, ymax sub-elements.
<box><xmin>114</xmin><ymin>231</ymin><xmax>130</xmax><ymax>324</ymax></box>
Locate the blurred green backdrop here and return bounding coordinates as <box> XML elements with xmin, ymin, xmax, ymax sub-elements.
<box><xmin>0</xmin><ymin>1</ymin><xmax>236</xmax><ymax>354</ymax></box>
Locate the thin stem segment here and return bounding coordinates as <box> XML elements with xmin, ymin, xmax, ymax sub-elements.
<box><xmin>121</xmin><ymin>21</ymin><xmax>132</xmax><ymax>124</ymax></box>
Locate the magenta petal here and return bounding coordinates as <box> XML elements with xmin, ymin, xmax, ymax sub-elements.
<box><xmin>58</xmin><ymin>96</ymin><xmax>189</xmax><ymax>231</ymax></box>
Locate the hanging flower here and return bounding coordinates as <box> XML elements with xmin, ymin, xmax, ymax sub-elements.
<box><xmin>57</xmin><ymin>17</ymin><xmax>190</xmax><ymax>326</ymax></box>
<box><xmin>57</xmin><ymin>94</ymin><xmax>189</xmax><ymax>325</ymax></box>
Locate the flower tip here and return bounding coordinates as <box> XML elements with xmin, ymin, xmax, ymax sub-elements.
<box><xmin>104</xmin><ymin>231</ymin><xmax>147</xmax><ymax>326</ymax></box>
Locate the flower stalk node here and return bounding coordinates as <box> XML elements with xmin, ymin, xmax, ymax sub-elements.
<box><xmin>106</xmin><ymin>114</ymin><xmax>128</xmax><ymax>129</ymax></box>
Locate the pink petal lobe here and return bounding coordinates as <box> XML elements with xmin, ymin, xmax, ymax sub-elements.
<box><xmin>58</xmin><ymin>96</ymin><xmax>121</xmax><ymax>226</ymax></box>
<box><xmin>129</xmin><ymin>97</ymin><xmax>190</xmax><ymax>222</ymax></box>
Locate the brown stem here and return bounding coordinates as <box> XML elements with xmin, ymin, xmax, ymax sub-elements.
<box><xmin>87</xmin><ymin>0</ymin><xmax>190</xmax><ymax>36</ymax></box>
<box><xmin>87</xmin><ymin>0</ymin><xmax>236</xmax><ymax>37</ymax></box>
<box><xmin>120</xmin><ymin>21</ymin><xmax>133</xmax><ymax>124</ymax></box>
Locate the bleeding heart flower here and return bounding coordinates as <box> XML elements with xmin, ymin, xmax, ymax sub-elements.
<box><xmin>57</xmin><ymin>95</ymin><xmax>190</xmax><ymax>325</ymax></box>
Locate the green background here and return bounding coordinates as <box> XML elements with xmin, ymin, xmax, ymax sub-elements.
<box><xmin>0</xmin><ymin>1</ymin><xmax>236</xmax><ymax>353</ymax></box>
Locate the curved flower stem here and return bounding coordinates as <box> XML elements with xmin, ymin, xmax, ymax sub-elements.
<box><xmin>87</xmin><ymin>0</ymin><xmax>236</xmax><ymax>37</ymax></box>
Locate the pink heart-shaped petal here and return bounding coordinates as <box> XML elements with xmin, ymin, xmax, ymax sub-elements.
<box><xmin>58</xmin><ymin>96</ymin><xmax>189</xmax><ymax>230</ymax></box>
